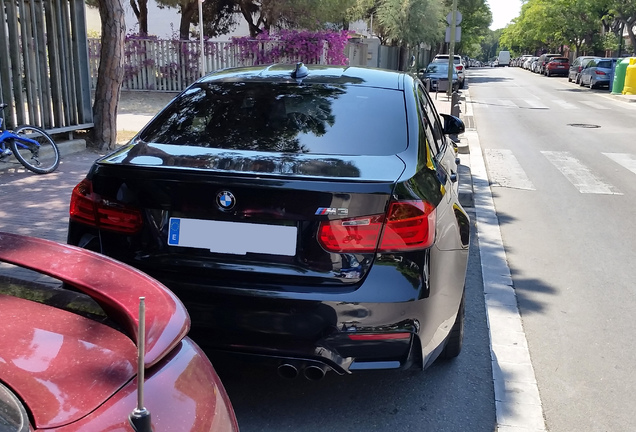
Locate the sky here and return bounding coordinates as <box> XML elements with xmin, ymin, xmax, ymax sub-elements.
<box><xmin>487</xmin><ymin>0</ymin><xmax>523</xmax><ymax>30</ymax></box>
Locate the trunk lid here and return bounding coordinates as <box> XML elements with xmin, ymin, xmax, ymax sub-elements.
<box><xmin>93</xmin><ymin>143</ymin><xmax>407</xmax><ymax>287</ymax></box>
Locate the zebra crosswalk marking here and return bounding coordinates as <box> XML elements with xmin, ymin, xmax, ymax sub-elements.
<box><xmin>551</xmin><ymin>99</ymin><xmax>579</xmax><ymax>110</ymax></box>
<box><xmin>603</xmin><ymin>153</ymin><xmax>636</xmax><ymax>175</ymax></box>
<box><xmin>541</xmin><ymin>151</ymin><xmax>621</xmax><ymax>195</ymax></box>
<box><xmin>523</xmin><ymin>99</ymin><xmax>549</xmax><ymax>109</ymax></box>
<box><xmin>498</xmin><ymin>99</ymin><xmax>517</xmax><ymax>108</ymax></box>
<box><xmin>580</xmin><ymin>101</ymin><xmax>610</xmax><ymax>110</ymax></box>
<box><xmin>485</xmin><ymin>149</ymin><xmax>536</xmax><ymax>190</ymax></box>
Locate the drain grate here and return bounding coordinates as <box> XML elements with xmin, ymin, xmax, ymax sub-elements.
<box><xmin>568</xmin><ymin>123</ymin><xmax>600</xmax><ymax>128</ymax></box>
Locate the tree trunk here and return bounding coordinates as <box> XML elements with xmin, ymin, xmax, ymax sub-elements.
<box><xmin>237</xmin><ymin>1</ymin><xmax>261</xmax><ymax>37</ymax></box>
<box><xmin>179</xmin><ymin>0</ymin><xmax>197</xmax><ymax>40</ymax></box>
<box><xmin>625</xmin><ymin>18</ymin><xmax>636</xmax><ymax>55</ymax></box>
<box><xmin>398</xmin><ymin>43</ymin><xmax>409</xmax><ymax>71</ymax></box>
<box><xmin>93</xmin><ymin>0</ymin><xmax>126</xmax><ymax>151</ymax></box>
<box><xmin>129</xmin><ymin>0</ymin><xmax>148</xmax><ymax>35</ymax></box>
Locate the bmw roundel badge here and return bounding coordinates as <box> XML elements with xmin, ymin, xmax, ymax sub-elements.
<box><xmin>216</xmin><ymin>191</ymin><xmax>236</xmax><ymax>211</ymax></box>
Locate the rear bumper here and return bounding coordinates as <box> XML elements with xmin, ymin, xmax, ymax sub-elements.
<box><xmin>163</xmin><ymin>281</ymin><xmax>423</xmax><ymax>374</ymax></box>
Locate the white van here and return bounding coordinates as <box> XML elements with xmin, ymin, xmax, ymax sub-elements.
<box><xmin>498</xmin><ymin>51</ymin><xmax>511</xmax><ymax>67</ymax></box>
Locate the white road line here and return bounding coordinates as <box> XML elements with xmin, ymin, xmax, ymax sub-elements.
<box><xmin>466</xmin><ymin>87</ymin><xmax>547</xmax><ymax>432</ymax></box>
<box><xmin>603</xmin><ymin>153</ymin><xmax>636</xmax><ymax>175</ymax></box>
<box><xmin>498</xmin><ymin>99</ymin><xmax>517</xmax><ymax>108</ymax></box>
<box><xmin>541</xmin><ymin>151</ymin><xmax>622</xmax><ymax>194</ymax></box>
<box><xmin>580</xmin><ymin>100</ymin><xmax>610</xmax><ymax>110</ymax></box>
<box><xmin>551</xmin><ymin>99</ymin><xmax>579</xmax><ymax>110</ymax></box>
<box><xmin>524</xmin><ymin>99</ymin><xmax>549</xmax><ymax>109</ymax></box>
<box><xmin>485</xmin><ymin>149</ymin><xmax>536</xmax><ymax>190</ymax></box>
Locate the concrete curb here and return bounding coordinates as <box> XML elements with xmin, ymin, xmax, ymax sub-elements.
<box><xmin>463</xmin><ymin>88</ymin><xmax>547</xmax><ymax>431</ymax></box>
<box><xmin>608</xmin><ymin>93</ymin><xmax>636</xmax><ymax>103</ymax></box>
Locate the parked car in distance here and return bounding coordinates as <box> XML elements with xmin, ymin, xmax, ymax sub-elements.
<box><xmin>497</xmin><ymin>50</ymin><xmax>511</xmax><ymax>67</ymax></box>
<box><xmin>579</xmin><ymin>58</ymin><xmax>619</xmax><ymax>89</ymax></box>
<box><xmin>568</xmin><ymin>56</ymin><xmax>599</xmax><ymax>84</ymax></box>
<box><xmin>517</xmin><ymin>54</ymin><xmax>534</xmax><ymax>67</ymax></box>
<box><xmin>544</xmin><ymin>57</ymin><xmax>570</xmax><ymax>76</ymax></box>
<box><xmin>536</xmin><ymin>53</ymin><xmax>561</xmax><ymax>74</ymax></box>
<box><xmin>0</xmin><ymin>232</ymin><xmax>239</xmax><ymax>431</ymax></box>
<box><xmin>524</xmin><ymin>56</ymin><xmax>539</xmax><ymax>70</ymax></box>
<box><xmin>431</xmin><ymin>54</ymin><xmax>465</xmax><ymax>88</ymax></box>
<box><xmin>420</xmin><ymin>62</ymin><xmax>460</xmax><ymax>92</ymax></box>
<box><xmin>67</xmin><ymin>63</ymin><xmax>471</xmax><ymax>380</ymax></box>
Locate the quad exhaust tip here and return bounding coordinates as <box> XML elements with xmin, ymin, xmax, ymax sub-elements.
<box><xmin>277</xmin><ymin>361</ymin><xmax>329</xmax><ymax>381</ymax></box>
<box><xmin>277</xmin><ymin>363</ymin><xmax>299</xmax><ymax>379</ymax></box>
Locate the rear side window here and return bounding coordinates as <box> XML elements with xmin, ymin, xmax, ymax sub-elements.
<box><xmin>139</xmin><ymin>82</ymin><xmax>407</xmax><ymax>156</ymax></box>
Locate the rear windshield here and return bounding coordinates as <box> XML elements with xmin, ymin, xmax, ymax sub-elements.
<box><xmin>551</xmin><ymin>58</ymin><xmax>568</xmax><ymax>63</ymax></box>
<box><xmin>139</xmin><ymin>82</ymin><xmax>407</xmax><ymax>156</ymax></box>
<box><xmin>434</xmin><ymin>56</ymin><xmax>461</xmax><ymax>64</ymax></box>
<box><xmin>426</xmin><ymin>64</ymin><xmax>450</xmax><ymax>73</ymax></box>
<box><xmin>597</xmin><ymin>60</ymin><xmax>613</xmax><ymax>68</ymax></box>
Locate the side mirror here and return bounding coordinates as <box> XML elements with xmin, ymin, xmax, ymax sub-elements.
<box><xmin>440</xmin><ymin>113</ymin><xmax>465</xmax><ymax>136</ymax></box>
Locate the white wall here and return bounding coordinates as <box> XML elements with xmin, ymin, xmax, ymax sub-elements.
<box><xmin>85</xmin><ymin>1</ymin><xmax>250</xmax><ymax>41</ymax></box>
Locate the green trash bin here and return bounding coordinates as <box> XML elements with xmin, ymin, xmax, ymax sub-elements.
<box><xmin>612</xmin><ymin>57</ymin><xmax>630</xmax><ymax>94</ymax></box>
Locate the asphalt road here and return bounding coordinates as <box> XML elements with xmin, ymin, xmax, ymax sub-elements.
<box><xmin>469</xmin><ymin>65</ymin><xmax>636</xmax><ymax>432</ymax></box>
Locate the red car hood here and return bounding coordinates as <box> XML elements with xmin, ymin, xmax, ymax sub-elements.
<box><xmin>0</xmin><ymin>232</ymin><xmax>190</xmax><ymax>428</ymax></box>
<box><xmin>0</xmin><ymin>294</ymin><xmax>136</xmax><ymax>428</ymax></box>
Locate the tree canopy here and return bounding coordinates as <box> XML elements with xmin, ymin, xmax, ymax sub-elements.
<box><xmin>500</xmin><ymin>0</ymin><xmax>635</xmax><ymax>56</ymax></box>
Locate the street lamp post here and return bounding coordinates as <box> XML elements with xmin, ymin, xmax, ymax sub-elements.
<box><xmin>199</xmin><ymin>0</ymin><xmax>205</xmax><ymax>76</ymax></box>
<box><xmin>447</xmin><ymin>0</ymin><xmax>458</xmax><ymax>98</ymax></box>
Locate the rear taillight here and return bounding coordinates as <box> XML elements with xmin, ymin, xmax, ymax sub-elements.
<box><xmin>455</xmin><ymin>65</ymin><xmax>464</xmax><ymax>71</ymax></box>
<box><xmin>70</xmin><ymin>178</ymin><xmax>143</xmax><ymax>234</ymax></box>
<box><xmin>595</xmin><ymin>70</ymin><xmax>606</xmax><ymax>75</ymax></box>
<box><xmin>317</xmin><ymin>200</ymin><xmax>435</xmax><ymax>253</ymax></box>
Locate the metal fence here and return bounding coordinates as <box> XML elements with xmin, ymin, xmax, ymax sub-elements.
<box><xmin>88</xmin><ymin>38</ymin><xmax>330</xmax><ymax>92</ymax></box>
<box><xmin>0</xmin><ymin>0</ymin><xmax>92</xmax><ymax>133</ymax></box>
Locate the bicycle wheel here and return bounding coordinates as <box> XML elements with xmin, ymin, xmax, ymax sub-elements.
<box><xmin>10</xmin><ymin>125</ymin><xmax>60</xmax><ymax>174</ymax></box>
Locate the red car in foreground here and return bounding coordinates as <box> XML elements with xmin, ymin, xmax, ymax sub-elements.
<box><xmin>0</xmin><ymin>232</ymin><xmax>239</xmax><ymax>431</ymax></box>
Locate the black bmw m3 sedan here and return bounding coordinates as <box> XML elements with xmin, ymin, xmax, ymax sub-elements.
<box><xmin>68</xmin><ymin>63</ymin><xmax>470</xmax><ymax>379</ymax></box>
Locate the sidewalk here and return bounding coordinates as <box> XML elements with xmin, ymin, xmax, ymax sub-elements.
<box><xmin>431</xmin><ymin>89</ymin><xmax>474</xmax><ymax>209</ymax></box>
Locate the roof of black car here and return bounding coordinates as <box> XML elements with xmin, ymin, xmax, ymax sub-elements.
<box><xmin>200</xmin><ymin>64</ymin><xmax>405</xmax><ymax>90</ymax></box>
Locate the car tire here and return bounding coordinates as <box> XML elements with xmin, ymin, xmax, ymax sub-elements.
<box><xmin>568</xmin><ymin>75</ymin><xmax>572</xmax><ymax>82</ymax></box>
<box><xmin>439</xmin><ymin>292</ymin><xmax>465</xmax><ymax>360</ymax></box>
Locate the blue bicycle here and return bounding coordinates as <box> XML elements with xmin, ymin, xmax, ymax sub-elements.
<box><xmin>0</xmin><ymin>103</ymin><xmax>60</xmax><ymax>174</ymax></box>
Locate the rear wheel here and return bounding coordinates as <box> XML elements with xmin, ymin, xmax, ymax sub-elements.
<box><xmin>439</xmin><ymin>292</ymin><xmax>465</xmax><ymax>360</ymax></box>
<box><xmin>10</xmin><ymin>125</ymin><xmax>60</xmax><ymax>174</ymax></box>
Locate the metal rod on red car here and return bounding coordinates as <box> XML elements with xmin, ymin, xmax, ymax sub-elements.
<box><xmin>129</xmin><ymin>297</ymin><xmax>153</xmax><ymax>432</ymax></box>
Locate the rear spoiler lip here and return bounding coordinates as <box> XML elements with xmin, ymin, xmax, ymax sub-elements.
<box><xmin>97</xmin><ymin>141</ymin><xmax>408</xmax><ymax>182</ymax></box>
<box><xmin>0</xmin><ymin>232</ymin><xmax>189</xmax><ymax>368</ymax></box>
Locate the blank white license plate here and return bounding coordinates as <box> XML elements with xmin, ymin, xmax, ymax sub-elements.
<box><xmin>168</xmin><ymin>217</ymin><xmax>297</xmax><ymax>256</ymax></box>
